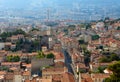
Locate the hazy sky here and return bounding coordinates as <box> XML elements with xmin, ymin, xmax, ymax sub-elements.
<box><xmin>0</xmin><ymin>0</ymin><xmax>119</xmax><ymax>10</ymax></box>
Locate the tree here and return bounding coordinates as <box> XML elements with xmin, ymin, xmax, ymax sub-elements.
<box><xmin>79</xmin><ymin>40</ymin><xmax>85</xmax><ymax>44</ymax></box>
<box><xmin>68</xmin><ymin>25</ymin><xmax>76</xmax><ymax>28</ymax></box>
<box><xmin>99</xmin><ymin>45</ymin><xmax>103</xmax><ymax>50</ymax></box>
<box><xmin>0</xmin><ymin>32</ymin><xmax>12</xmax><ymax>42</ymax></box>
<box><xmin>84</xmin><ymin>50</ymin><xmax>91</xmax><ymax>66</ymax></box>
<box><xmin>15</xmin><ymin>39</ymin><xmax>23</xmax><ymax>51</ymax></box>
<box><xmin>97</xmin><ymin>66</ymin><xmax>106</xmax><ymax>73</ymax></box>
<box><xmin>6</xmin><ymin>55</ymin><xmax>13</xmax><ymax>62</ymax></box>
<box><xmin>36</xmin><ymin>51</ymin><xmax>45</xmax><ymax>59</ymax></box>
<box><xmin>96</xmin><ymin>45</ymin><xmax>103</xmax><ymax>50</ymax></box>
<box><xmin>105</xmin><ymin>61</ymin><xmax>120</xmax><ymax>82</ymax></box>
<box><xmin>86</xmin><ymin>23</ymin><xmax>91</xmax><ymax>30</ymax></box>
<box><xmin>92</xmin><ymin>35</ymin><xmax>100</xmax><ymax>40</ymax></box>
<box><xmin>0</xmin><ymin>29</ymin><xmax>26</xmax><ymax>42</ymax></box>
<box><xmin>0</xmin><ymin>66</ymin><xmax>9</xmax><ymax>71</ymax></box>
<box><xmin>84</xmin><ymin>56</ymin><xmax>90</xmax><ymax>66</ymax></box>
<box><xmin>13</xmin><ymin>29</ymin><xmax>26</xmax><ymax>35</ymax></box>
<box><xmin>117</xmin><ymin>26</ymin><xmax>120</xmax><ymax>30</ymax></box>
<box><xmin>99</xmin><ymin>53</ymin><xmax>120</xmax><ymax>63</ymax></box>
<box><xmin>32</xmin><ymin>40</ymin><xmax>40</xmax><ymax>50</ymax></box>
<box><xmin>31</xmin><ymin>28</ymin><xmax>39</xmax><ymax>31</ymax></box>
<box><xmin>46</xmin><ymin>53</ymin><xmax>54</xmax><ymax>59</ymax></box>
<box><xmin>99</xmin><ymin>56</ymin><xmax>111</xmax><ymax>63</ymax></box>
<box><xmin>6</xmin><ymin>55</ymin><xmax>20</xmax><ymax>62</ymax></box>
<box><xmin>110</xmin><ymin>54</ymin><xmax>120</xmax><ymax>61</ymax></box>
<box><xmin>14</xmin><ymin>56</ymin><xmax>20</xmax><ymax>62</ymax></box>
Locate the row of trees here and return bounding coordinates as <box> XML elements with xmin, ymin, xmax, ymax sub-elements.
<box><xmin>99</xmin><ymin>54</ymin><xmax>120</xmax><ymax>63</ymax></box>
<box><xmin>12</xmin><ymin>38</ymin><xmax>40</xmax><ymax>53</ymax></box>
<box><xmin>36</xmin><ymin>51</ymin><xmax>54</xmax><ymax>59</ymax></box>
<box><xmin>0</xmin><ymin>29</ymin><xmax>26</xmax><ymax>42</ymax></box>
<box><xmin>6</xmin><ymin>55</ymin><xmax>20</xmax><ymax>62</ymax></box>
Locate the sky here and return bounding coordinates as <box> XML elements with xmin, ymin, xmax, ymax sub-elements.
<box><xmin>0</xmin><ymin>0</ymin><xmax>119</xmax><ymax>10</ymax></box>
<box><xmin>0</xmin><ymin>0</ymin><xmax>119</xmax><ymax>20</ymax></box>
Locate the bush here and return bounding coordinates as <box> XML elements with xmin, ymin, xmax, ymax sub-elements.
<box><xmin>36</xmin><ymin>51</ymin><xmax>45</xmax><ymax>59</ymax></box>
<box><xmin>46</xmin><ymin>53</ymin><xmax>54</xmax><ymax>59</ymax></box>
<box><xmin>99</xmin><ymin>56</ymin><xmax>111</xmax><ymax>63</ymax></box>
<box><xmin>92</xmin><ymin>35</ymin><xmax>100</xmax><ymax>40</ymax></box>
<box><xmin>117</xmin><ymin>26</ymin><xmax>120</xmax><ymax>30</ymax></box>
<box><xmin>99</xmin><ymin>54</ymin><xmax>120</xmax><ymax>63</ymax></box>
<box><xmin>105</xmin><ymin>61</ymin><xmax>120</xmax><ymax>82</ymax></box>
<box><xmin>6</xmin><ymin>55</ymin><xmax>20</xmax><ymax>62</ymax></box>
<box><xmin>97</xmin><ymin>66</ymin><xmax>107</xmax><ymax>73</ymax></box>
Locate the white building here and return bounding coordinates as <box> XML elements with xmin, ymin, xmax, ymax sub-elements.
<box><xmin>0</xmin><ymin>43</ymin><xmax>5</xmax><ymax>50</ymax></box>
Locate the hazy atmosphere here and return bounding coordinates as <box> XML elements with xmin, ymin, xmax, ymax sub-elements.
<box><xmin>0</xmin><ymin>0</ymin><xmax>120</xmax><ymax>21</ymax></box>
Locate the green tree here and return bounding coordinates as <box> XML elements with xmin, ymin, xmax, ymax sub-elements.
<box><xmin>105</xmin><ymin>61</ymin><xmax>120</xmax><ymax>82</ymax></box>
<box><xmin>92</xmin><ymin>35</ymin><xmax>100</xmax><ymax>40</ymax></box>
<box><xmin>46</xmin><ymin>53</ymin><xmax>54</xmax><ymax>59</ymax></box>
<box><xmin>32</xmin><ymin>40</ymin><xmax>40</xmax><ymax>50</ymax></box>
<box><xmin>79</xmin><ymin>40</ymin><xmax>85</xmax><ymax>44</ymax></box>
<box><xmin>0</xmin><ymin>29</ymin><xmax>25</xmax><ymax>42</ymax></box>
<box><xmin>97</xmin><ymin>66</ymin><xmax>106</xmax><ymax>73</ymax></box>
<box><xmin>15</xmin><ymin>39</ymin><xmax>23</xmax><ymax>51</ymax></box>
<box><xmin>86</xmin><ymin>23</ymin><xmax>91</xmax><ymax>30</ymax></box>
<box><xmin>6</xmin><ymin>55</ymin><xmax>13</xmax><ymax>62</ymax></box>
<box><xmin>13</xmin><ymin>29</ymin><xmax>26</xmax><ymax>35</ymax></box>
<box><xmin>68</xmin><ymin>25</ymin><xmax>76</xmax><ymax>28</ymax></box>
<box><xmin>110</xmin><ymin>54</ymin><xmax>120</xmax><ymax>61</ymax></box>
<box><xmin>84</xmin><ymin>50</ymin><xmax>91</xmax><ymax>66</ymax></box>
<box><xmin>99</xmin><ymin>53</ymin><xmax>120</xmax><ymax>63</ymax></box>
<box><xmin>117</xmin><ymin>26</ymin><xmax>120</xmax><ymax>30</ymax></box>
<box><xmin>36</xmin><ymin>51</ymin><xmax>45</xmax><ymax>59</ymax></box>
<box><xmin>99</xmin><ymin>56</ymin><xmax>111</xmax><ymax>63</ymax></box>
<box><xmin>0</xmin><ymin>32</ymin><xmax>12</xmax><ymax>41</ymax></box>
<box><xmin>31</xmin><ymin>28</ymin><xmax>39</xmax><ymax>31</ymax></box>
<box><xmin>6</xmin><ymin>56</ymin><xmax>20</xmax><ymax>62</ymax></box>
<box><xmin>13</xmin><ymin>56</ymin><xmax>20</xmax><ymax>62</ymax></box>
<box><xmin>0</xmin><ymin>66</ymin><xmax>9</xmax><ymax>71</ymax></box>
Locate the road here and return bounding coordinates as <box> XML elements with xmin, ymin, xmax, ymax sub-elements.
<box><xmin>62</xmin><ymin>49</ymin><xmax>79</xmax><ymax>82</ymax></box>
<box><xmin>62</xmin><ymin>49</ymin><xmax>74</xmax><ymax>74</ymax></box>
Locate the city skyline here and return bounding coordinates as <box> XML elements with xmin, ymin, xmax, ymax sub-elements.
<box><xmin>0</xmin><ymin>0</ymin><xmax>120</xmax><ymax>24</ymax></box>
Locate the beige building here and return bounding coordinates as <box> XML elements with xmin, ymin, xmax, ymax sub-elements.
<box><xmin>42</xmin><ymin>67</ymin><xmax>68</xmax><ymax>78</ymax></box>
